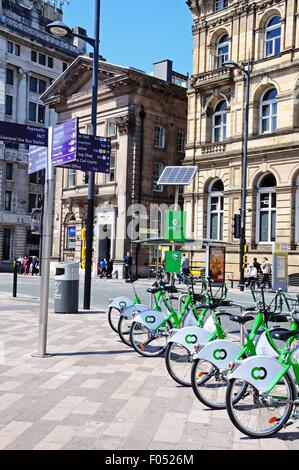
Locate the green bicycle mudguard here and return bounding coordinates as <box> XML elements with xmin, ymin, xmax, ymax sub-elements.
<box><xmin>167</xmin><ymin>326</ymin><xmax>211</xmax><ymax>354</ymax></box>
<box><xmin>228</xmin><ymin>356</ymin><xmax>285</xmax><ymax>392</ymax></box>
<box><xmin>193</xmin><ymin>339</ymin><xmax>242</xmax><ymax>370</ymax></box>
<box><xmin>133</xmin><ymin>309</ymin><xmax>168</xmax><ymax>333</ymax></box>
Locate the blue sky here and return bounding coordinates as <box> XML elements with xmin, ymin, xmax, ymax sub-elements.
<box><xmin>63</xmin><ymin>0</ymin><xmax>193</xmax><ymax>76</ymax></box>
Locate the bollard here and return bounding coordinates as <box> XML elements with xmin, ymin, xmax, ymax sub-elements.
<box><xmin>12</xmin><ymin>260</ymin><xmax>18</xmax><ymax>298</ymax></box>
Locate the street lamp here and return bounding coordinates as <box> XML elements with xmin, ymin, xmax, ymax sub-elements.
<box><xmin>46</xmin><ymin>0</ymin><xmax>101</xmax><ymax>309</ymax></box>
<box><xmin>223</xmin><ymin>59</ymin><xmax>251</xmax><ymax>291</ymax></box>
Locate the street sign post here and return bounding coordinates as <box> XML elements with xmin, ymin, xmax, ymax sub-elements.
<box><xmin>272</xmin><ymin>242</ymin><xmax>288</xmax><ymax>292</ymax></box>
<box><xmin>52</xmin><ymin>118</ymin><xmax>78</xmax><ymax>166</ymax></box>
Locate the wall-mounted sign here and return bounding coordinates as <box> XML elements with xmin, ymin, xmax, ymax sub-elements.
<box><xmin>0</xmin><ymin>121</ymin><xmax>48</xmax><ymax>147</ymax></box>
<box><xmin>165</xmin><ymin>250</ymin><xmax>182</xmax><ymax>273</ymax></box>
<box><xmin>31</xmin><ymin>208</ymin><xmax>42</xmax><ymax>235</ymax></box>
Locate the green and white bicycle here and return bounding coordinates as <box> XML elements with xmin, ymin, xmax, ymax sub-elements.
<box><xmin>129</xmin><ymin>276</ymin><xmax>211</xmax><ymax>357</ymax></box>
<box><xmin>226</xmin><ymin>293</ymin><xmax>299</xmax><ymax>438</ymax></box>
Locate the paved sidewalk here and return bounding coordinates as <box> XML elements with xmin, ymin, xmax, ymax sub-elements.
<box><xmin>0</xmin><ymin>293</ymin><xmax>298</xmax><ymax>450</ymax></box>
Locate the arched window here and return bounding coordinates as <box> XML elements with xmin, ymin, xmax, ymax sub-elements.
<box><xmin>216</xmin><ymin>34</ymin><xmax>229</xmax><ymax>68</ymax></box>
<box><xmin>259</xmin><ymin>88</ymin><xmax>277</xmax><ymax>134</ymax></box>
<box><xmin>257</xmin><ymin>174</ymin><xmax>276</xmax><ymax>243</ymax></box>
<box><xmin>295</xmin><ymin>176</ymin><xmax>299</xmax><ymax>244</ymax></box>
<box><xmin>265</xmin><ymin>16</ymin><xmax>281</xmax><ymax>57</ymax></box>
<box><xmin>213</xmin><ymin>100</ymin><xmax>227</xmax><ymax>142</ymax></box>
<box><xmin>215</xmin><ymin>0</ymin><xmax>228</xmax><ymax>11</ymax></box>
<box><xmin>208</xmin><ymin>179</ymin><xmax>224</xmax><ymax>241</ymax></box>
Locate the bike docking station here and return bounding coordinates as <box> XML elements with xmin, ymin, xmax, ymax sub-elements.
<box><xmin>0</xmin><ymin>118</ymin><xmax>111</xmax><ymax>358</ymax></box>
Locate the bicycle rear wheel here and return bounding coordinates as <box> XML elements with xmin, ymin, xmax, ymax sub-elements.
<box><xmin>165</xmin><ymin>342</ymin><xmax>193</xmax><ymax>387</ymax></box>
<box><xmin>130</xmin><ymin>320</ymin><xmax>172</xmax><ymax>357</ymax></box>
<box><xmin>226</xmin><ymin>373</ymin><xmax>294</xmax><ymax>438</ymax></box>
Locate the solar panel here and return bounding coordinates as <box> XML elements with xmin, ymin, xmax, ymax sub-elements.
<box><xmin>157</xmin><ymin>166</ymin><xmax>197</xmax><ymax>186</ymax></box>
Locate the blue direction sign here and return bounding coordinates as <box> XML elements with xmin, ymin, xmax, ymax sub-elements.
<box><xmin>0</xmin><ymin>121</ymin><xmax>48</xmax><ymax>147</ymax></box>
<box><xmin>52</xmin><ymin>118</ymin><xmax>78</xmax><ymax>166</ymax></box>
<box><xmin>28</xmin><ymin>146</ymin><xmax>47</xmax><ymax>174</ymax></box>
<box><xmin>56</xmin><ymin>132</ymin><xmax>111</xmax><ymax>173</ymax></box>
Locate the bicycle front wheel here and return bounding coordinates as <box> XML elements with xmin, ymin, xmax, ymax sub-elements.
<box><xmin>108</xmin><ymin>306</ymin><xmax>120</xmax><ymax>333</ymax></box>
<box><xmin>165</xmin><ymin>342</ymin><xmax>193</xmax><ymax>387</ymax></box>
<box><xmin>226</xmin><ymin>373</ymin><xmax>295</xmax><ymax>438</ymax></box>
<box><xmin>118</xmin><ymin>315</ymin><xmax>133</xmax><ymax>347</ymax></box>
<box><xmin>130</xmin><ymin>320</ymin><xmax>172</xmax><ymax>357</ymax></box>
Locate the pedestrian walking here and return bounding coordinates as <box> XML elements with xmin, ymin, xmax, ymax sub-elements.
<box><xmin>18</xmin><ymin>256</ymin><xmax>24</xmax><ymax>274</ymax></box>
<box><xmin>260</xmin><ymin>257</ymin><xmax>272</xmax><ymax>289</ymax></box>
<box><xmin>107</xmin><ymin>258</ymin><xmax>113</xmax><ymax>278</ymax></box>
<box><xmin>31</xmin><ymin>256</ymin><xmax>39</xmax><ymax>276</ymax></box>
<box><xmin>23</xmin><ymin>256</ymin><xmax>29</xmax><ymax>275</ymax></box>
<box><xmin>253</xmin><ymin>257</ymin><xmax>262</xmax><ymax>286</ymax></box>
<box><xmin>124</xmin><ymin>251</ymin><xmax>133</xmax><ymax>280</ymax></box>
<box><xmin>181</xmin><ymin>253</ymin><xmax>190</xmax><ymax>284</ymax></box>
<box><xmin>98</xmin><ymin>258</ymin><xmax>107</xmax><ymax>278</ymax></box>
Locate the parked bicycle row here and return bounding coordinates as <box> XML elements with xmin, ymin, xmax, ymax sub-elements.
<box><xmin>107</xmin><ymin>270</ymin><xmax>299</xmax><ymax>439</ymax></box>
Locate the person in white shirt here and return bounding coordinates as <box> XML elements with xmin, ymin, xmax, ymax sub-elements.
<box><xmin>246</xmin><ymin>263</ymin><xmax>258</xmax><ymax>288</ymax></box>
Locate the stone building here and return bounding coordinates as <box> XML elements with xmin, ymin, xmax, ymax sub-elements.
<box><xmin>185</xmin><ymin>0</ymin><xmax>299</xmax><ymax>280</ymax></box>
<box><xmin>0</xmin><ymin>0</ymin><xmax>85</xmax><ymax>270</ymax></box>
<box><xmin>41</xmin><ymin>57</ymin><xmax>187</xmax><ymax>277</ymax></box>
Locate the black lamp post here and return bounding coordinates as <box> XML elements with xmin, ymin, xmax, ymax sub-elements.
<box><xmin>223</xmin><ymin>59</ymin><xmax>251</xmax><ymax>291</ymax></box>
<box><xmin>46</xmin><ymin>0</ymin><xmax>101</xmax><ymax>309</ymax></box>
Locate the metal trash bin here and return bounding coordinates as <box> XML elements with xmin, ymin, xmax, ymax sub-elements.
<box><xmin>54</xmin><ymin>261</ymin><xmax>79</xmax><ymax>313</ymax></box>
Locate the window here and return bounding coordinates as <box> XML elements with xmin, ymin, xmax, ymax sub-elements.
<box><xmin>6</xmin><ymin>163</ymin><xmax>13</xmax><ymax>181</ymax></box>
<box><xmin>4</xmin><ymin>191</ymin><xmax>12</xmax><ymax>211</ymax></box>
<box><xmin>257</xmin><ymin>173</ymin><xmax>276</xmax><ymax>243</ymax></box>
<box><xmin>216</xmin><ymin>34</ymin><xmax>229</xmax><ymax>68</ymax></box>
<box><xmin>29</xmin><ymin>170</ymin><xmax>44</xmax><ymax>185</ymax></box>
<box><xmin>107</xmin><ymin>153</ymin><xmax>115</xmax><ymax>183</ymax></box>
<box><xmin>47</xmin><ymin>56</ymin><xmax>54</xmax><ymax>68</ymax></box>
<box><xmin>26</xmin><ymin>230</ymin><xmax>39</xmax><ymax>245</ymax></box>
<box><xmin>177</xmin><ymin>131</ymin><xmax>186</xmax><ymax>153</ymax></box>
<box><xmin>215</xmin><ymin>0</ymin><xmax>228</xmax><ymax>10</ymax></box>
<box><xmin>7</xmin><ymin>41</ymin><xmax>13</xmax><ymax>54</ymax></box>
<box><xmin>28</xmin><ymin>102</ymin><xmax>45</xmax><ymax>124</ymax></box>
<box><xmin>31</xmin><ymin>50</ymin><xmax>37</xmax><ymax>62</ymax></box>
<box><xmin>208</xmin><ymin>179</ymin><xmax>224</xmax><ymax>241</ymax></box>
<box><xmin>15</xmin><ymin>44</ymin><xmax>20</xmax><ymax>56</ymax></box>
<box><xmin>39</xmin><ymin>53</ymin><xmax>46</xmax><ymax>66</ymax></box>
<box><xmin>265</xmin><ymin>16</ymin><xmax>281</xmax><ymax>57</ymax></box>
<box><xmin>6</xmin><ymin>69</ymin><xmax>14</xmax><ymax>86</ymax></box>
<box><xmin>153</xmin><ymin>162</ymin><xmax>164</xmax><ymax>192</ymax></box>
<box><xmin>2</xmin><ymin>228</ymin><xmax>11</xmax><ymax>261</ymax></box>
<box><xmin>28</xmin><ymin>193</ymin><xmax>38</xmax><ymax>213</ymax></box>
<box><xmin>260</xmin><ymin>88</ymin><xmax>277</xmax><ymax>134</ymax></box>
<box><xmin>5</xmin><ymin>95</ymin><xmax>13</xmax><ymax>116</ymax></box>
<box><xmin>30</xmin><ymin>77</ymin><xmax>47</xmax><ymax>94</ymax></box>
<box><xmin>213</xmin><ymin>100</ymin><xmax>227</xmax><ymax>142</ymax></box>
<box><xmin>67</xmin><ymin>169</ymin><xmax>76</xmax><ymax>187</ymax></box>
<box><xmin>154</xmin><ymin>126</ymin><xmax>166</xmax><ymax>148</ymax></box>
<box><xmin>107</xmin><ymin>121</ymin><xmax>116</xmax><ymax>137</ymax></box>
<box><xmin>63</xmin><ymin>62</ymin><xmax>68</xmax><ymax>72</ymax></box>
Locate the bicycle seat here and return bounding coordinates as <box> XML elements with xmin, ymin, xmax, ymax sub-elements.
<box><xmin>146</xmin><ymin>287</ymin><xmax>161</xmax><ymax>294</ymax></box>
<box><xmin>164</xmin><ymin>285</ymin><xmax>178</xmax><ymax>293</ymax></box>
<box><xmin>229</xmin><ymin>315</ymin><xmax>254</xmax><ymax>324</ymax></box>
<box><xmin>268</xmin><ymin>314</ymin><xmax>289</xmax><ymax>323</ymax></box>
<box><xmin>270</xmin><ymin>329</ymin><xmax>299</xmax><ymax>341</ymax></box>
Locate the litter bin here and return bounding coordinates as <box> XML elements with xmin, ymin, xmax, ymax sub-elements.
<box><xmin>54</xmin><ymin>261</ymin><xmax>79</xmax><ymax>313</ymax></box>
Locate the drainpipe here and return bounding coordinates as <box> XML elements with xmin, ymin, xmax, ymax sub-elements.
<box><xmin>135</xmin><ymin>105</ymin><xmax>146</xmax><ymax>278</ymax></box>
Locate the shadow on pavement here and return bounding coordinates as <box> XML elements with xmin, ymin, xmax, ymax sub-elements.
<box><xmin>50</xmin><ymin>349</ymin><xmax>133</xmax><ymax>357</ymax></box>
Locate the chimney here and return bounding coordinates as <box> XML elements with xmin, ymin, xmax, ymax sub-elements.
<box><xmin>153</xmin><ymin>60</ymin><xmax>173</xmax><ymax>83</ymax></box>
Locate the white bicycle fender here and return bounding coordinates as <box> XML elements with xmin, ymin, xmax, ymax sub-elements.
<box><xmin>255</xmin><ymin>331</ymin><xmax>279</xmax><ymax>358</ymax></box>
<box><xmin>133</xmin><ymin>309</ymin><xmax>168</xmax><ymax>332</ymax></box>
<box><xmin>109</xmin><ymin>296</ymin><xmax>134</xmax><ymax>311</ymax></box>
<box><xmin>167</xmin><ymin>326</ymin><xmax>211</xmax><ymax>353</ymax></box>
<box><xmin>119</xmin><ymin>304</ymin><xmax>149</xmax><ymax>319</ymax></box>
<box><xmin>228</xmin><ymin>356</ymin><xmax>285</xmax><ymax>392</ymax></box>
<box><xmin>193</xmin><ymin>339</ymin><xmax>242</xmax><ymax>370</ymax></box>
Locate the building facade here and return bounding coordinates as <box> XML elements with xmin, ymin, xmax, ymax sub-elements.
<box><xmin>185</xmin><ymin>0</ymin><xmax>299</xmax><ymax>280</ymax></box>
<box><xmin>0</xmin><ymin>0</ymin><xmax>85</xmax><ymax>270</ymax></box>
<box><xmin>41</xmin><ymin>57</ymin><xmax>187</xmax><ymax>278</ymax></box>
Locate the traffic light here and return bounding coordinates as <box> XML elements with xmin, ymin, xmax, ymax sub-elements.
<box><xmin>83</xmin><ymin>172</ymin><xmax>89</xmax><ymax>184</ymax></box>
<box><xmin>232</xmin><ymin>213</ymin><xmax>241</xmax><ymax>238</ymax></box>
